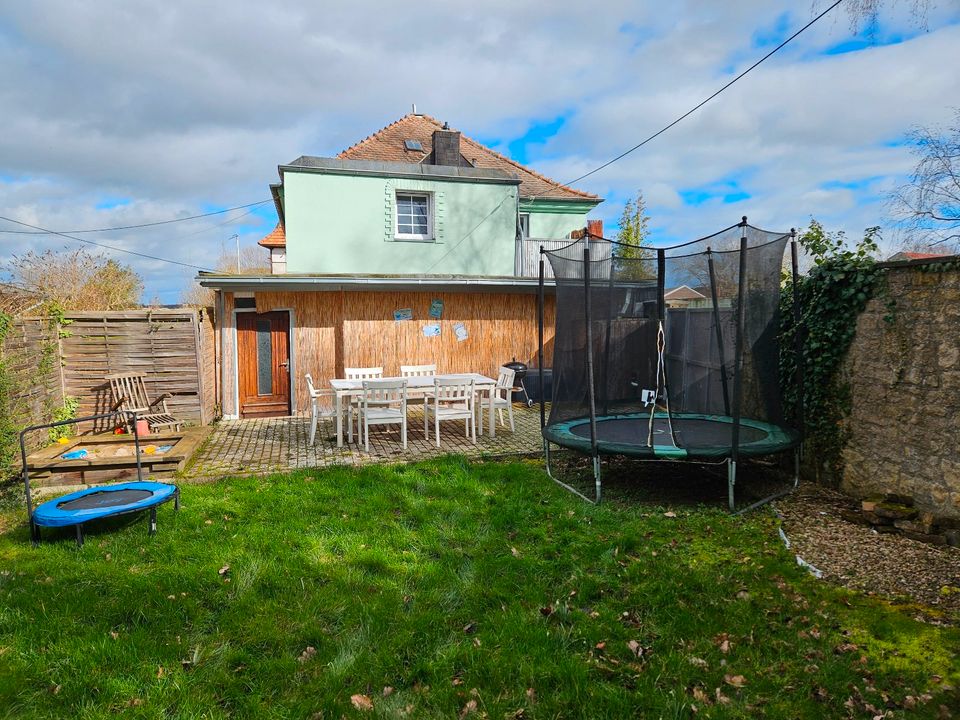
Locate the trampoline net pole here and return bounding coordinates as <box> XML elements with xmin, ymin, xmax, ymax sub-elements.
<box><xmin>730</xmin><ymin>218</ymin><xmax>749</xmax><ymax>508</ymax></box>
<box><xmin>538</xmin><ymin>246</ymin><xmax>546</xmax><ymax>431</ymax></box>
<box><xmin>707</xmin><ymin>247</ymin><xmax>732</xmax><ymax>416</ymax></box>
<box><xmin>583</xmin><ymin>246</ymin><xmax>600</xmax><ymax>490</ymax></box>
<box><xmin>790</xmin><ymin>229</ymin><xmax>805</xmax><ymax>441</ymax></box>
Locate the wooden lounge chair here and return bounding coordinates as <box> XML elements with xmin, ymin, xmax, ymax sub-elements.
<box><xmin>108</xmin><ymin>373</ymin><xmax>184</xmax><ymax>432</ymax></box>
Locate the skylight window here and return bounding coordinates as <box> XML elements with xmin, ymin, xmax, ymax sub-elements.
<box><xmin>404</xmin><ymin>139</ymin><xmax>423</xmax><ymax>151</ymax></box>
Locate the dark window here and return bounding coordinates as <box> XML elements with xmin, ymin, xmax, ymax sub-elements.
<box><xmin>256</xmin><ymin>320</ymin><xmax>272</xmax><ymax>395</ymax></box>
<box><xmin>235</xmin><ymin>297</ymin><xmax>256</xmax><ymax>309</ymax></box>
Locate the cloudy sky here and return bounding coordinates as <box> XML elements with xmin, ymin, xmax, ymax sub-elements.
<box><xmin>1</xmin><ymin>0</ymin><xmax>958</xmax><ymax>302</ymax></box>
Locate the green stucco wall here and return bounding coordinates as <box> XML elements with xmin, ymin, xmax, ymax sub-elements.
<box><xmin>526</xmin><ymin>210</ymin><xmax>591</xmax><ymax>239</ymax></box>
<box><xmin>284</xmin><ymin>171</ymin><xmax>520</xmax><ymax>275</ymax></box>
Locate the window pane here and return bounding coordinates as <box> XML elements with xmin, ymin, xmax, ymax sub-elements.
<box><xmin>256</xmin><ymin>320</ymin><xmax>272</xmax><ymax>395</ymax></box>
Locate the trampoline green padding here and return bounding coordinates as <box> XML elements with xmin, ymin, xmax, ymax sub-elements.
<box><xmin>543</xmin><ymin>412</ymin><xmax>800</xmax><ymax>460</ymax></box>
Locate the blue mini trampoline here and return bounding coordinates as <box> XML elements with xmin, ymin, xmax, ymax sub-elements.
<box><xmin>21</xmin><ymin>411</ymin><xmax>180</xmax><ymax>546</ymax></box>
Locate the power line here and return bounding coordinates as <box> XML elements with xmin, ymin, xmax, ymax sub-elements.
<box><xmin>538</xmin><ymin>0</ymin><xmax>846</xmax><ymax>196</ymax></box>
<box><xmin>0</xmin><ymin>199</ymin><xmax>272</xmax><ymax>235</ymax></box>
<box><xmin>0</xmin><ymin>215</ymin><xmax>215</xmax><ymax>272</ymax></box>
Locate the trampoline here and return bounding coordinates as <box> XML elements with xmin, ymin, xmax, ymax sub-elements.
<box><xmin>535</xmin><ymin>217</ymin><xmax>804</xmax><ymax>509</ymax></box>
<box><xmin>20</xmin><ymin>411</ymin><xmax>180</xmax><ymax>546</ymax></box>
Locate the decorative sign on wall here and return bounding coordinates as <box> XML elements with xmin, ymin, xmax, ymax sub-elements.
<box><xmin>422</xmin><ymin>323</ymin><xmax>441</xmax><ymax>337</ymax></box>
<box><xmin>453</xmin><ymin>322</ymin><xmax>469</xmax><ymax>342</ymax></box>
<box><xmin>428</xmin><ymin>299</ymin><xmax>444</xmax><ymax>319</ymax></box>
<box><xmin>394</xmin><ymin>308</ymin><xmax>413</xmax><ymax>322</ymax></box>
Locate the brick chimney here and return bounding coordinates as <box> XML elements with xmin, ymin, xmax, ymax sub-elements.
<box><xmin>432</xmin><ymin>123</ymin><xmax>462</xmax><ymax>167</ymax></box>
<box><xmin>587</xmin><ymin>219</ymin><xmax>604</xmax><ymax>238</ymax></box>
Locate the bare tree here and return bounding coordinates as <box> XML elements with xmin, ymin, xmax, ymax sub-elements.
<box><xmin>6</xmin><ymin>247</ymin><xmax>143</xmax><ymax>311</ymax></box>
<box><xmin>890</xmin><ymin>109</ymin><xmax>960</xmax><ymax>251</ymax></box>
<box><xmin>181</xmin><ymin>245</ymin><xmax>270</xmax><ymax>306</ymax></box>
<box><xmin>823</xmin><ymin>0</ymin><xmax>933</xmax><ymax>31</ymax></box>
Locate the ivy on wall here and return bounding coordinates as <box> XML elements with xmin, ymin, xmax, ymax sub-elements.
<box><xmin>0</xmin><ymin>310</ymin><xmax>78</xmax><ymax>480</ymax></box>
<box><xmin>779</xmin><ymin>221</ymin><xmax>883</xmax><ymax>480</ymax></box>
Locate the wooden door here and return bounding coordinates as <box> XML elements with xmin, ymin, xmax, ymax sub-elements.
<box><xmin>237</xmin><ymin>311</ymin><xmax>291</xmax><ymax>418</ymax></box>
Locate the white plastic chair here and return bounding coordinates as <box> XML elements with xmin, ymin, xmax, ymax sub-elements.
<box><xmin>304</xmin><ymin>374</ymin><xmax>338</xmax><ymax>445</ymax></box>
<box><xmin>400</xmin><ymin>364</ymin><xmax>437</xmax><ymax>377</ymax></box>
<box><xmin>345</xmin><ymin>367</ymin><xmax>383</xmax><ymax>441</ymax></box>
<box><xmin>400</xmin><ymin>364</ymin><xmax>436</xmax><ymax>406</ymax></box>
<box><xmin>360</xmin><ymin>379</ymin><xmax>408</xmax><ymax>452</ymax></box>
<box><xmin>424</xmin><ymin>377</ymin><xmax>476</xmax><ymax>447</ymax></box>
<box><xmin>481</xmin><ymin>366</ymin><xmax>516</xmax><ymax>434</ymax></box>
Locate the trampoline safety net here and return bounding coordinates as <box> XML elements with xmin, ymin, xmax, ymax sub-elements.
<box><xmin>542</xmin><ymin>221</ymin><xmax>800</xmax><ymax>460</ymax></box>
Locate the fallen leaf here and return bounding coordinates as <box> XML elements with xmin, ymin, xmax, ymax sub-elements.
<box><xmin>715</xmin><ymin>688</ymin><xmax>731</xmax><ymax>705</ymax></box>
<box><xmin>723</xmin><ymin>674</ymin><xmax>746</xmax><ymax>688</ymax></box>
<box><xmin>664</xmin><ymin>511</ymin><xmax>677</xmax><ymax>518</ymax></box>
<box><xmin>511</xmin><ymin>547</ymin><xmax>520</xmax><ymax>558</ymax></box>
<box><xmin>452</xmin><ymin>678</ymin><xmax>464</xmax><ymax>686</ymax></box>
<box><xmin>382</xmin><ymin>686</ymin><xmax>394</xmax><ymax>697</ymax></box>
<box><xmin>459</xmin><ymin>699</ymin><xmax>477</xmax><ymax>718</ymax></box>
<box><xmin>735</xmin><ymin>590</ymin><xmax>751</xmax><ymax>601</ymax></box>
<box><xmin>595</xmin><ymin>642</ymin><xmax>606</xmax><ymax>651</ymax></box>
<box><xmin>156</xmin><ymin>666</ymin><xmax>164</xmax><ymax>679</ymax></box>
<box><xmin>472</xmin><ymin>637</ymin><xmax>481</xmax><ymax>647</ymax></box>
<box><xmin>124</xmin><ymin>698</ymin><xmax>143</xmax><ymax>708</ymax></box>
<box><xmin>526</xmin><ymin>688</ymin><xmax>536</xmax><ymax>702</ymax></box>
<box><xmin>689</xmin><ymin>657</ymin><xmax>708</xmax><ymax>669</ymax></box>
<box><xmin>539</xmin><ymin>606</ymin><xmax>553</xmax><ymax>617</ymax></box>
<box><xmin>218</xmin><ymin>565</ymin><xmax>230</xmax><ymax>576</ymax></box>
<box><xmin>350</xmin><ymin>694</ymin><xmax>373</xmax><ymax>711</ymax></box>
<box><xmin>692</xmin><ymin>686</ymin><xmax>711</xmax><ymax>705</ymax></box>
<box><xmin>713</xmin><ymin>633</ymin><xmax>731</xmax><ymax>654</ymax></box>
<box><xmin>463</xmin><ymin>622</ymin><xmax>476</xmax><ymax>634</ymax></box>
<box><xmin>298</xmin><ymin>646</ymin><xmax>317</xmax><ymax>664</ymax></box>
<box><xmin>834</xmin><ymin>642</ymin><xmax>859</xmax><ymax>654</ymax></box>
<box><xmin>627</xmin><ymin>640</ymin><xmax>644</xmax><ymax>658</ymax></box>
<box><xmin>204</xmin><ymin>519</ymin><xmax>213</xmax><ymax>525</ymax></box>
<box><xmin>109</xmin><ymin>631</ymin><xmax>119</xmax><ymax>640</ymax></box>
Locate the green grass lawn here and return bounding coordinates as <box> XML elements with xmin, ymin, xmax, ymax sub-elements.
<box><xmin>0</xmin><ymin>457</ymin><xmax>957</xmax><ymax>719</ymax></box>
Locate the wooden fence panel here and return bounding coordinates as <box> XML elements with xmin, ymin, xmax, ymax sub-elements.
<box><xmin>60</xmin><ymin>310</ymin><xmax>216</xmax><ymax>427</ymax></box>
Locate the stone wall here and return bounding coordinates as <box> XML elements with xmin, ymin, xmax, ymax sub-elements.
<box><xmin>840</xmin><ymin>259</ymin><xmax>960</xmax><ymax>519</ymax></box>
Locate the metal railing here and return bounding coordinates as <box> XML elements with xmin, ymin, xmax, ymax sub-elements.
<box><xmin>515</xmin><ymin>237</ymin><xmax>613</xmax><ymax>278</ymax></box>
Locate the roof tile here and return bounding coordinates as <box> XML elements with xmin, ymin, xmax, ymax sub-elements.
<box><xmin>336</xmin><ymin>114</ymin><xmax>598</xmax><ymax>202</ymax></box>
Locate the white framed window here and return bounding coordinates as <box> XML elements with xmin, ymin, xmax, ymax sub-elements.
<box><xmin>395</xmin><ymin>191</ymin><xmax>433</xmax><ymax>241</ymax></box>
<box><xmin>518</xmin><ymin>213</ymin><xmax>530</xmax><ymax>239</ymax></box>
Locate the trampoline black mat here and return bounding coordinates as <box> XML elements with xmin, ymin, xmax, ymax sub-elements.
<box><xmin>58</xmin><ymin>489</ymin><xmax>153</xmax><ymax>511</ymax></box>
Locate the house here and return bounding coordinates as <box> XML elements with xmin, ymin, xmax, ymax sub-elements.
<box><xmin>258</xmin><ymin>113</ymin><xmax>601</xmax><ymax>276</ymax></box>
<box><xmin>201</xmin><ymin>113</ymin><xmax>603</xmax><ymax>418</ymax></box>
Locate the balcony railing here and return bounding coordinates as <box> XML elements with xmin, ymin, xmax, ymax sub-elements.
<box><xmin>515</xmin><ymin>237</ymin><xmax>613</xmax><ymax>278</ymax></box>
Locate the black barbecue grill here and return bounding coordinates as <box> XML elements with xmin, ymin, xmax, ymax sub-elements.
<box><xmin>503</xmin><ymin>359</ymin><xmax>534</xmax><ymax>407</ymax></box>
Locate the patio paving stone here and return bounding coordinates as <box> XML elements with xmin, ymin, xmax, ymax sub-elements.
<box><xmin>184</xmin><ymin>404</ymin><xmax>545</xmax><ymax>478</ymax></box>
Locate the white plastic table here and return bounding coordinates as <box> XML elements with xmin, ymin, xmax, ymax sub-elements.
<box><xmin>330</xmin><ymin>373</ymin><xmax>498</xmax><ymax>447</ymax></box>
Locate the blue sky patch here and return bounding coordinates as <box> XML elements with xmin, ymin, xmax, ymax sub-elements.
<box><xmin>95</xmin><ymin>196</ymin><xmax>132</xmax><ymax>210</ymax></box>
<box><xmin>506</xmin><ymin>114</ymin><xmax>569</xmax><ymax>164</ymax></box>
<box><xmin>752</xmin><ymin>11</ymin><xmax>792</xmax><ymax>49</ymax></box>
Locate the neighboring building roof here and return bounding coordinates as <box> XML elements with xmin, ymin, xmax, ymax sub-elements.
<box><xmin>664</xmin><ymin>285</ymin><xmax>707</xmax><ymax>301</ymax></box>
<box><xmin>887</xmin><ymin>251</ymin><xmax>951</xmax><ymax>261</ymax></box>
<box><xmin>335</xmin><ymin>113</ymin><xmax>599</xmax><ymax>202</ymax></box>
<box><xmin>258</xmin><ymin>223</ymin><xmax>286</xmax><ymax>249</ymax></box>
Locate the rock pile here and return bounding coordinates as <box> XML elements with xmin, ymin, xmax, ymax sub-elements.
<box><xmin>840</xmin><ymin>494</ymin><xmax>960</xmax><ymax>547</ymax></box>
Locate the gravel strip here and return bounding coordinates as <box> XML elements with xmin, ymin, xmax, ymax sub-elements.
<box><xmin>775</xmin><ymin>483</ymin><xmax>960</xmax><ymax>622</ymax></box>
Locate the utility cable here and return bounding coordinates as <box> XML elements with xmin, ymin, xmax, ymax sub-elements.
<box><xmin>0</xmin><ymin>215</ymin><xmax>214</xmax><ymax>272</ymax></box>
<box><xmin>0</xmin><ymin>199</ymin><xmax>272</xmax><ymax>235</ymax></box>
<box><xmin>534</xmin><ymin>0</ymin><xmax>847</xmax><ymax>196</ymax></box>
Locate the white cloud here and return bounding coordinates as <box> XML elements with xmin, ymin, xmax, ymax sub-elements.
<box><xmin>1</xmin><ymin>0</ymin><xmax>958</xmax><ymax>300</ymax></box>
